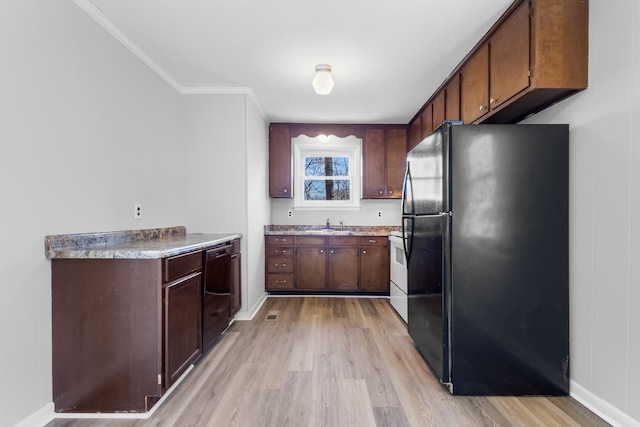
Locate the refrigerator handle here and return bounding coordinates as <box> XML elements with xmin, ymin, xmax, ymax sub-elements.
<box><xmin>402</xmin><ymin>216</ymin><xmax>414</xmax><ymax>265</ymax></box>
<box><xmin>401</xmin><ymin>161</ymin><xmax>414</xmax><ymax>216</ymax></box>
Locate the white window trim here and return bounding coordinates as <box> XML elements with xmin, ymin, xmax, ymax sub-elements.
<box><xmin>292</xmin><ymin>134</ymin><xmax>362</xmax><ymax>210</ymax></box>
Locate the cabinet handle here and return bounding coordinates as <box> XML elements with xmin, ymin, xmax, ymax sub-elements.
<box><xmin>275</xmin><ymin>238</ymin><xmax>286</xmax><ymax>242</ymax></box>
<box><xmin>275</xmin><ymin>249</ymin><xmax>287</xmax><ymax>253</ymax></box>
<box><xmin>369</xmin><ymin>239</ymin><xmax>377</xmax><ymax>243</ymax></box>
<box><xmin>275</xmin><ymin>263</ymin><xmax>287</xmax><ymax>267</ymax></box>
<box><xmin>275</xmin><ymin>280</ymin><xmax>287</xmax><ymax>283</ymax></box>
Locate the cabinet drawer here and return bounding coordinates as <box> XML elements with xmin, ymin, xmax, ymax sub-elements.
<box><xmin>359</xmin><ymin>236</ymin><xmax>388</xmax><ymax>247</ymax></box>
<box><xmin>295</xmin><ymin>236</ymin><xmax>326</xmax><ymax>246</ymax></box>
<box><xmin>267</xmin><ymin>257</ymin><xmax>294</xmax><ymax>273</ymax></box>
<box><xmin>267</xmin><ymin>246</ymin><xmax>294</xmax><ymax>256</ymax></box>
<box><xmin>268</xmin><ymin>274</ymin><xmax>295</xmax><ymax>289</ymax></box>
<box><xmin>267</xmin><ymin>235</ymin><xmax>294</xmax><ymax>245</ymax></box>
<box><xmin>328</xmin><ymin>236</ymin><xmax>359</xmax><ymax>246</ymax></box>
<box><xmin>164</xmin><ymin>251</ymin><xmax>202</xmax><ymax>283</ymax></box>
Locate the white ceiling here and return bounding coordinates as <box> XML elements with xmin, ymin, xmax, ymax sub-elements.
<box><xmin>83</xmin><ymin>0</ymin><xmax>513</xmax><ymax>124</ymax></box>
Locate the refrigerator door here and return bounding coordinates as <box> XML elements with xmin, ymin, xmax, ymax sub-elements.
<box><xmin>404</xmin><ymin>124</ymin><xmax>450</xmax><ymax>215</ymax></box>
<box><xmin>448</xmin><ymin>124</ymin><xmax>569</xmax><ymax>395</ymax></box>
<box><xmin>407</xmin><ymin>214</ymin><xmax>449</xmax><ymax>384</ymax></box>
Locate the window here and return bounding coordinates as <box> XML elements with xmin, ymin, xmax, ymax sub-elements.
<box><xmin>292</xmin><ymin>134</ymin><xmax>361</xmax><ymax>209</ymax></box>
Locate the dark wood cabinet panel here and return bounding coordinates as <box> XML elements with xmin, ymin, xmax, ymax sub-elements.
<box><xmin>489</xmin><ymin>0</ymin><xmax>530</xmax><ymax>110</ymax></box>
<box><xmin>362</xmin><ymin>129</ymin><xmax>386</xmax><ymax>198</ymax></box>
<box><xmin>328</xmin><ymin>246</ymin><xmax>359</xmax><ymax>290</ymax></box>
<box><xmin>386</xmin><ymin>128</ymin><xmax>407</xmax><ymax>197</ymax></box>
<box><xmin>296</xmin><ymin>247</ymin><xmax>326</xmax><ymax>289</ymax></box>
<box><xmin>408</xmin><ymin>116</ymin><xmax>422</xmax><ymax>151</ymax></box>
<box><xmin>360</xmin><ymin>246</ymin><xmax>389</xmax><ymax>292</ymax></box>
<box><xmin>164</xmin><ymin>272</ymin><xmax>202</xmax><ymax>388</ymax></box>
<box><xmin>461</xmin><ymin>44</ymin><xmax>489</xmax><ymax>124</ymax></box>
<box><xmin>52</xmin><ymin>259</ymin><xmax>163</xmax><ymax>413</ymax></box>
<box><xmin>269</xmin><ymin>124</ymin><xmax>292</xmax><ymax>198</ymax></box>
<box><xmin>445</xmin><ymin>75</ymin><xmax>461</xmax><ymax>121</ymax></box>
<box><xmin>432</xmin><ymin>90</ymin><xmax>446</xmax><ymax>130</ymax></box>
<box><xmin>421</xmin><ymin>104</ymin><xmax>433</xmax><ymax>139</ymax></box>
<box><xmin>362</xmin><ymin>127</ymin><xmax>407</xmax><ymax>199</ymax></box>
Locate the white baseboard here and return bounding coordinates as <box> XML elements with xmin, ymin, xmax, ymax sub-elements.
<box><xmin>234</xmin><ymin>292</ymin><xmax>268</xmax><ymax>321</ymax></box>
<box><xmin>13</xmin><ymin>402</ymin><xmax>54</xmax><ymax>427</ymax></box>
<box><xmin>571</xmin><ymin>380</ymin><xmax>640</xmax><ymax>427</ymax></box>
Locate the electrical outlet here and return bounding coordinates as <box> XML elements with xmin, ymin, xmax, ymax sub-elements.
<box><xmin>377</xmin><ymin>210</ymin><xmax>382</xmax><ymax>218</ymax></box>
<box><xmin>287</xmin><ymin>209</ymin><xmax>293</xmax><ymax>218</ymax></box>
<box><xmin>134</xmin><ymin>203</ymin><xmax>142</xmax><ymax>219</ymax></box>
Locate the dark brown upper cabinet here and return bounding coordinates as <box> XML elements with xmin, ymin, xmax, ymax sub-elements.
<box><xmin>362</xmin><ymin>127</ymin><xmax>407</xmax><ymax>199</ymax></box>
<box><xmin>268</xmin><ymin>124</ymin><xmax>292</xmax><ymax>198</ymax></box>
<box><xmin>414</xmin><ymin>0</ymin><xmax>588</xmax><ymax>126</ymax></box>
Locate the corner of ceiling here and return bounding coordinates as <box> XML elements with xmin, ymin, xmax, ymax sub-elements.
<box><xmin>73</xmin><ymin>0</ymin><xmax>269</xmax><ymax>121</ymax></box>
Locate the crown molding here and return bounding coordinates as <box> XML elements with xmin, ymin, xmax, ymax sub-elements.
<box><xmin>73</xmin><ymin>0</ymin><xmax>182</xmax><ymax>93</ymax></box>
<box><xmin>73</xmin><ymin>0</ymin><xmax>268</xmax><ymax>120</ymax></box>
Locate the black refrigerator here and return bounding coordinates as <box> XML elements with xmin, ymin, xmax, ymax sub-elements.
<box><xmin>402</xmin><ymin>122</ymin><xmax>569</xmax><ymax>396</ymax></box>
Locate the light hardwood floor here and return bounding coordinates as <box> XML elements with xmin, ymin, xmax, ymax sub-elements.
<box><xmin>47</xmin><ymin>297</ymin><xmax>609</xmax><ymax>427</ymax></box>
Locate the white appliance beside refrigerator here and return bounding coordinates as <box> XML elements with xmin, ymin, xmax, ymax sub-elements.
<box><xmin>388</xmin><ymin>231</ymin><xmax>407</xmax><ymax>323</ymax></box>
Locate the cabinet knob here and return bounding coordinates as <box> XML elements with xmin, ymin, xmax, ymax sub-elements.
<box><xmin>389</xmin><ymin>190</ymin><xmax>393</xmax><ymax>194</ymax></box>
<box><xmin>320</xmin><ymin>249</ymin><xmax>324</xmax><ymax>253</ymax></box>
<box><xmin>284</xmin><ymin>189</ymin><xmax>288</xmax><ymax>193</ymax></box>
<box><xmin>330</xmin><ymin>250</ymin><xmax>334</xmax><ymax>254</ymax></box>
<box><xmin>363</xmin><ymin>250</ymin><xmax>367</xmax><ymax>254</ymax></box>
<box><xmin>490</xmin><ymin>98</ymin><xmax>496</xmax><ymax>104</ymax></box>
<box><xmin>379</xmin><ymin>190</ymin><xmax>383</xmax><ymax>194</ymax></box>
<box><xmin>479</xmin><ymin>105</ymin><xmax>484</xmax><ymax>111</ymax></box>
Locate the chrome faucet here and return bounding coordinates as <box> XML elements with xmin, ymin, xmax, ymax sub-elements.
<box><xmin>326</xmin><ymin>218</ymin><xmax>330</xmax><ymax>229</ymax></box>
<box><xmin>339</xmin><ymin>221</ymin><xmax>344</xmax><ymax>231</ymax></box>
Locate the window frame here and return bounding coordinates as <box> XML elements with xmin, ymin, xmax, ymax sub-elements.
<box><xmin>292</xmin><ymin>134</ymin><xmax>362</xmax><ymax>210</ymax></box>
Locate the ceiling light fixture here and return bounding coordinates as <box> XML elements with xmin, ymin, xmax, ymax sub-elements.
<box><xmin>312</xmin><ymin>64</ymin><xmax>334</xmax><ymax>95</ymax></box>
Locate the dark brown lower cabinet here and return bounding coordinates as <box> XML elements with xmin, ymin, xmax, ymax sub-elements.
<box><xmin>296</xmin><ymin>246</ymin><xmax>327</xmax><ymax>290</ymax></box>
<box><xmin>265</xmin><ymin>234</ymin><xmax>389</xmax><ymax>293</ymax></box>
<box><xmin>52</xmin><ymin>239</ymin><xmax>242</xmax><ymax>414</ymax></box>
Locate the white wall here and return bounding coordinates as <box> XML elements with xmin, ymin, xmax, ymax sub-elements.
<box><xmin>182</xmin><ymin>94</ymin><xmax>269</xmax><ymax>319</ymax></box>
<box><xmin>522</xmin><ymin>1</ymin><xmax>640</xmax><ymax>425</ymax></box>
<box><xmin>271</xmin><ymin>198</ymin><xmax>402</xmax><ymax>226</ymax></box>
<box><xmin>1</xmin><ymin>0</ymin><xmax>185</xmax><ymax>425</ymax></box>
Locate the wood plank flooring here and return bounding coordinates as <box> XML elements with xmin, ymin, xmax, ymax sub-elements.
<box><xmin>46</xmin><ymin>297</ymin><xmax>609</xmax><ymax>427</ymax></box>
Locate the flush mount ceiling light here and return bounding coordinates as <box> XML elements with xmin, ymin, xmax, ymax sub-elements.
<box><xmin>312</xmin><ymin>64</ymin><xmax>334</xmax><ymax>95</ymax></box>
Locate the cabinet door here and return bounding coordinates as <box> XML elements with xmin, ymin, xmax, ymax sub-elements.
<box><xmin>360</xmin><ymin>247</ymin><xmax>389</xmax><ymax>292</ymax></box>
<box><xmin>461</xmin><ymin>44</ymin><xmax>489</xmax><ymax>123</ymax></box>
<box><xmin>230</xmin><ymin>252</ymin><xmax>241</xmax><ymax>317</ymax></box>
<box><xmin>421</xmin><ymin>104</ymin><xmax>433</xmax><ymax>139</ymax></box>
<box><xmin>328</xmin><ymin>247</ymin><xmax>359</xmax><ymax>290</ymax></box>
<box><xmin>295</xmin><ymin>247</ymin><xmax>326</xmax><ymax>290</ymax></box>
<box><xmin>164</xmin><ymin>272</ymin><xmax>202</xmax><ymax>389</ymax></box>
<box><xmin>269</xmin><ymin>124</ymin><xmax>292</xmax><ymax>198</ymax></box>
<box><xmin>432</xmin><ymin>90</ymin><xmax>446</xmax><ymax>130</ymax></box>
<box><xmin>386</xmin><ymin>128</ymin><xmax>407</xmax><ymax>198</ymax></box>
<box><xmin>445</xmin><ymin>74</ymin><xmax>460</xmax><ymax>121</ymax></box>
<box><xmin>489</xmin><ymin>1</ymin><xmax>530</xmax><ymax>110</ymax></box>
<box><xmin>362</xmin><ymin>129</ymin><xmax>386</xmax><ymax>198</ymax></box>
<box><xmin>408</xmin><ymin>117</ymin><xmax>422</xmax><ymax>152</ymax></box>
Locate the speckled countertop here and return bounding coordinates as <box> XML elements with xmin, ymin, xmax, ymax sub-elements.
<box><xmin>45</xmin><ymin>226</ymin><xmax>242</xmax><ymax>259</ymax></box>
<box><xmin>264</xmin><ymin>224</ymin><xmax>401</xmax><ymax>236</ymax></box>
